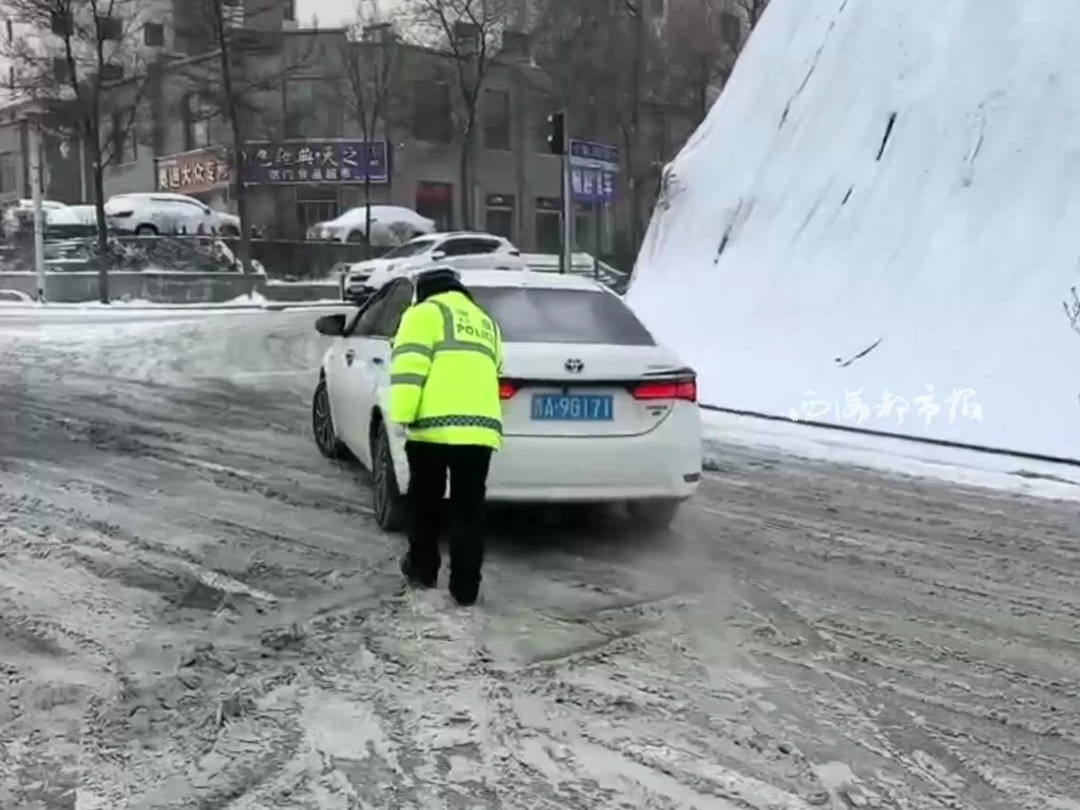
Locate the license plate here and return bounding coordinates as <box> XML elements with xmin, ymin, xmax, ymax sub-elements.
<box><xmin>531</xmin><ymin>393</ymin><xmax>613</xmax><ymax>421</ymax></box>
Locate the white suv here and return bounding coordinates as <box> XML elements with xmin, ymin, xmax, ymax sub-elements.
<box><xmin>340</xmin><ymin>232</ymin><xmax>527</xmax><ymax>303</ymax></box>
<box><xmin>105</xmin><ymin>192</ymin><xmax>218</xmax><ymax>236</ymax></box>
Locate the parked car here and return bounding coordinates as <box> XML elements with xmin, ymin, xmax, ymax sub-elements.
<box><xmin>213</xmin><ymin>210</ymin><xmax>241</xmax><ymax>237</ymax></box>
<box><xmin>340</xmin><ymin>232</ymin><xmax>528</xmax><ymax>303</ymax></box>
<box><xmin>311</xmin><ymin>270</ymin><xmax>703</xmax><ymax>532</ymax></box>
<box><xmin>307</xmin><ymin>205</ymin><xmax>436</xmax><ymax>245</ymax></box>
<box><xmin>104</xmin><ymin>192</ymin><xmax>217</xmax><ymax>236</ymax></box>
<box><xmin>1</xmin><ymin>199</ymin><xmax>70</xmax><ymax>240</ymax></box>
<box><xmin>43</xmin><ymin>205</ymin><xmax>99</xmax><ymax>240</ymax></box>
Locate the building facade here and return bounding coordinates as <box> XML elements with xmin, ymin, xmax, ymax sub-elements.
<box><xmin>134</xmin><ymin>27</ymin><xmax>578</xmax><ymax>251</ymax></box>
<box><xmin>1</xmin><ymin>16</ymin><xmax>645</xmax><ymax>255</ymax></box>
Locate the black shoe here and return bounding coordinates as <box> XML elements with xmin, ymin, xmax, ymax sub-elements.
<box><xmin>448</xmin><ymin>579</ymin><xmax>480</xmax><ymax>607</ymax></box>
<box><xmin>400</xmin><ymin>555</ymin><xmax>436</xmax><ymax>589</ymax></box>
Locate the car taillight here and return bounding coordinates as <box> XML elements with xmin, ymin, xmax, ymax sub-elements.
<box><xmin>499</xmin><ymin>381</ymin><xmax>517</xmax><ymax>399</ymax></box>
<box><xmin>631</xmin><ymin>377</ymin><xmax>697</xmax><ymax>402</ymax></box>
<box><xmin>108</xmin><ymin>210</ymin><xmax>133</xmax><ymax>218</ymax></box>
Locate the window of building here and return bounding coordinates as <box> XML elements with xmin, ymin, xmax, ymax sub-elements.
<box><xmin>297</xmin><ymin>186</ymin><xmax>340</xmax><ymax>237</ymax></box>
<box><xmin>143</xmin><ymin>23</ymin><xmax>164</xmax><ymax>47</ymax></box>
<box><xmin>4</xmin><ymin>18</ymin><xmax>13</xmax><ymax>43</ymax></box>
<box><xmin>415</xmin><ymin>181</ymin><xmax>453</xmax><ymax>231</ymax></box>
<box><xmin>111</xmin><ymin>110</ymin><xmax>138</xmax><ymax>165</ymax></box>
<box><xmin>181</xmin><ymin>94</ymin><xmax>211</xmax><ymax>151</ymax></box>
<box><xmin>97</xmin><ymin>15</ymin><xmax>121</xmax><ymax>41</ymax></box>
<box><xmin>283</xmin><ymin>0</ymin><xmax>295</xmax><ymax>21</ymax></box>
<box><xmin>483</xmin><ymin>89</ymin><xmax>511</xmax><ymax>151</ymax></box>
<box><xmin>0</xmin><ymin>152</ymin><xmax>17</xmax><ymax>194</ymax></box>
<box><xmin>284</xmin><ymin>79</ymin><xmax>343</xmax><ymax>139</ymax></box>
<box><xmin>534</xmin><ymin>197</ymin><xmax>561</xmax><ymax>254</ymax></box>
<box><xmin>484</xmin><ymin>194</ymin><xmax>514</xmax><ymax>240</ymax></box>
<box><xmin>412</xmin><ymin>81</ymin><xmax>452</xmax><ymax>144</ymax></box>
<box><xmin>51</xmin><ymin>57</ymin><xmax>71</xmax><ymax>84</ymax></box>
<box><xmin>50</xmin><ymin>11</ymin><xmax>72</xmax><ymax>36</ymax></box>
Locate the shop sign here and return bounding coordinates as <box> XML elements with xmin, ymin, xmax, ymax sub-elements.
<box><xmin>241</xmin><ymin>140</ymin><xmax>389</xmax><ymax>185</ymax></box>
<box><xmin>155</xmin><ymin>148</ymin><xmax>231</xmax><ymax>195</ymax></box>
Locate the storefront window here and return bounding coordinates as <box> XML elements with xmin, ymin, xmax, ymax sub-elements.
<box><xmin>534</xmin><ymin>197</ymin><xmax>560</xmax><ymax>254</ymax></box>
<box><xmin>484</xmin><ymin>193</ymin><xmax>514</xmax><ymax>241</ymax></box>
<box><xmin>297</xmin><ymin>186</ymin><xmax>340</xmax><ymax>237</ymax></box>
<box><xmin>415</xmin><ymin>181</ymin><xmax>453</xmax><ymax>231</ymax></box>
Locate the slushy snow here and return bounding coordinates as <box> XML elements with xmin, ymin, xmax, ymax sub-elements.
<box><xmin>628</xmin><ymin>0</ymin><xmax>1080</xmax><ymax>460</ymax></box>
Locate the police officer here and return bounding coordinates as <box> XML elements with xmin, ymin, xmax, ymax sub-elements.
<box><xmin>388</xmin><ymin>267</ymin><xmax>503</xmax><ymax>606</ymax></box>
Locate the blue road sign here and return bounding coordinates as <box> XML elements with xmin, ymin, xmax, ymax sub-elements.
<box><xmin>569</xmin><ymin>139</ymin><xmax>619</xmax><ymax>204</ymax></box>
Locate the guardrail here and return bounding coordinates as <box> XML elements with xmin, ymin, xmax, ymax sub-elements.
<box><xmin>0</xmin><ymin>235</ymin><xmax>386</xmax><ymax>279</ymax></box>
<box><xmin>522</xmin><ymin>252</ymin><xmax>631</xmax><ymax>293</ymax></box>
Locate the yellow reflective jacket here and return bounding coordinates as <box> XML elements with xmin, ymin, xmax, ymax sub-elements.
<box><xmin>388</xmin><ymin>290</ymin><xmax>504</xmax><ymax>449</ymax></box>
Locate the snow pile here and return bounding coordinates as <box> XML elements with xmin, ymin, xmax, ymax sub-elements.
<box><xmin>628</xmin><ymin>0</ymin><xmax>1080</xmax><ymax>460</ymax></box>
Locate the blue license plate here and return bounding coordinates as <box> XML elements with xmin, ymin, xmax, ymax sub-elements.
<box><xmin>531</xmin><ymin>393</ymin><xmax>613</xmax><ymax>421</ymax></box>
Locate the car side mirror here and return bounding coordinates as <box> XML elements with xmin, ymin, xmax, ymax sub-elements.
<box><xmin>429</xmin><ymin>250</ymin><xmax>446</xmax><ymax>261</ymax></box>
<box><xmin>315</xmin><ymin>313</ymin><xmax>346</xmax><ymax>336</ymax></box>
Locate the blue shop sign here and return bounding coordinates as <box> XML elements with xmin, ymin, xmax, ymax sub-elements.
<box><xmin>242</xmin><ymin>140</ymin><xmax>389</xmax><ymax>185</ymax></box>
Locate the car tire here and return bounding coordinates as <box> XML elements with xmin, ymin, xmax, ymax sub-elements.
<box><xmin>371</xmin><ymin>420</ymin><xmax>408</xmax><ymax>533</ymax></box>
<box><xmin>135</xmin><ymin>224</ymin><xmax>158</xmax><ymax>236</ymax></box>
<box><xmin>312</xmin><ymin>378</ymin><xmax>347</xmax><ymax>459</ymax></box>
<box><xmin>627</xmin><ymin>498</ymin><xmax>682</xmax><ymax>531</ymax></box>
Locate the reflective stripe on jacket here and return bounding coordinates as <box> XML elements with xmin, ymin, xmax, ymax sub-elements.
<box><xmin>388</xmin><ymin>290</ymin><xmax>503</xmax><ymax>449</ymax></box>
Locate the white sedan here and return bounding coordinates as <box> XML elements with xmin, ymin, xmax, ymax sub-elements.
<box><xmin>307</xmin><ymin>205</ymin><xmax>435</xmax><ymax>244</ymax></box>
<box><xmin>340</xmin><ymin>232</ymin><xmax>528</xmax><ymax>303</ymax></box>
<box><xmin>311</xmin><ymin>270</ymin><xmax>702</xmax><ymax>531</ymax></box>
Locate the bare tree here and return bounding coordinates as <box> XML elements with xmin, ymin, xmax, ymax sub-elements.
<box><xmin>3</xmin><ymin>0</ymin><xmax>154</xmax><ymax>303</ymax></box>
<box><xmin>732</xmin><ymin>0</ymin><xmax>770</xmax><ymax>29</ymax></box>
<box><xmin>663</xmin><ymin>0</ymin><xmax>742</xmax><ymax>121</ymax></box>
<box><xmin>406</xmin><ymin>0</ymin><xmax>514</xmax><ymax>229</ymax></box>
<box><xmin>333</xmin><ymin>3</ymin><xmax>404</xmax><ymax>241</ymax></box>
<box><xmin>174</xmin><ymin>0</ymin><xmax>320</xmax><ymax>270</ymax></box>
<box><xmin>533</xmin><ymin>0</ymin><xmax>660</xmax><ymax>248</ymax></box>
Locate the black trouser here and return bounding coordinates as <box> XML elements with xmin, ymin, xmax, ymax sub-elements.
<box><xmin>404</xmin><ymin>440</ymin><xmax>493</xmax><ymax>602</ymax></box>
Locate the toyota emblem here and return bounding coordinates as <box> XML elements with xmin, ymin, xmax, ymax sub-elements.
<box><xmin>565</xmin><ymin>358</ymin><xmax>584</xmax><ymax>373</ymax></box>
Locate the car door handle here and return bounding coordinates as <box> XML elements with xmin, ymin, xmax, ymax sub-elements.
<box><xmin>371</xmin><ymin>356</ymin><xmax>384</xmax><ymax>366</ymax></box>
<box><xmin>345</xmin><ymin>349</ymin><xmax>355</xmax><ymax>364</ymax></box>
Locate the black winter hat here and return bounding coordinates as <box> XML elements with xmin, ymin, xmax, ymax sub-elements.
<box><xmin>415</xmin><ymin>266</ymin><xmax>469</xmax><ymax>301</ymax></box>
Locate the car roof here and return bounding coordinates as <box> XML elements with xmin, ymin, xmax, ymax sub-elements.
<box><xmin>403</xmin><ymin>269</ymin><xmax>604</xmax><ymax>292</ymax></box>
<box><xmin>111</xmin><ymin>192</ymin><xmax>201</xmax><ymax>202</ymax></box>
<box><xmin>424</xmin><ymin>231</ymin><xmax>510</xmax><ymax>242</ymax></box>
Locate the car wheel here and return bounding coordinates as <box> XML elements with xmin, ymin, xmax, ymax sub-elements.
<box><xmin>312</xmin><ymin>378</ymin><xmax>347</xmax><ymax>459</ymax></box>
<box><xmin>135</xmin><ymin>224</ymin><xmax>158</xmax><ymax>236</ymax></box>
<box><xmin>371</xmin><ymin>420</ymin><xmax>408</xmax><ymax>532</ymax></box>
<box><xmin>627</xmin><ymin>498</ymin><xmax>682</xmax><ymax>531</ymax></box>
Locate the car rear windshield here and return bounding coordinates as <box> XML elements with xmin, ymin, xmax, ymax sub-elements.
<box><xmin>470</xmin><ymin>287</ymin><xmax>656</xmax><ymax>345</ymax></box>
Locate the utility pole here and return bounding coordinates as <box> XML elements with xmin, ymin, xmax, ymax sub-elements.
<box><xmin>29</xmin><ymin>119</ymin><xmax>46</xmax><ymax>303</ymax></box>
<box><xmin>546</xmin><ymin>111</ymin><xmax>571</xmax><ymax>274</ymax></box>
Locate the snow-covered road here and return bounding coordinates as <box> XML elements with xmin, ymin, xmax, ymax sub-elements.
<box><xmin>1</xmin><ymin>310</ymin><xmax>1076</xmax><ymax>810</ymax></box>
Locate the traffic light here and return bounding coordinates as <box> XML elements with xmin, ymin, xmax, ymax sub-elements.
<box><xmin>547</xmin><ymin>112</ymin><xmax>565</xmax><ymax>155</ymax></box>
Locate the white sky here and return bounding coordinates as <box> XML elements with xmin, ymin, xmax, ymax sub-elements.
<box><xmin>297</xmin><ymin>0</ymin><xmax>405</xmax><ymax>27</ymax></box>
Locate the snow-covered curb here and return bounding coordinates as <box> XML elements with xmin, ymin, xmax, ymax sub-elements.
<box><xmin>703</xmin><ymin>410</ymin><xmax>1080</xmax><ymax>502</ymax></box>
<box><xmin>0</xmin><ymin>294</ymin><xmax>349</xmax><ymax>313</ymax></box>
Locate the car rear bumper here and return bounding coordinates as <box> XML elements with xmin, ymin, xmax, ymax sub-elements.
<box><xmin>387</xmin><ymin>409</ymin><xmax>703</xmax><ymax>504</ymax></box>
<box><xmin>486</xmin><ymin>423</ymin><xmax>701</xmax><ymax>502</ymax></box>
